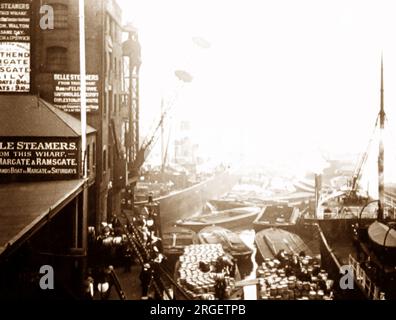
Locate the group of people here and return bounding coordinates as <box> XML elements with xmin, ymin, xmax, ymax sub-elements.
<box><xmin>132</xmin><ymin>201</ymin><xmax>169</xmax><ymax>299</ymax></box>
<box><xmin>88</xmin><ymin>218</ymin><xmax>134</xmax><ymax>270</ymax></box>
<box><xmin>83</xmin><ymin>218</ymin><xmax>134</xmax><ymax>300</ymax></box>
<box><xmin>275</xmin><ymin>250</ymin><xmax>322</xmax><ymax>281</ymax></box>
<box><xmin>84</xmin><ymin>206</ymin><xmax>166</xmax><ymax>299</ymax></box>
<box><xmin>198</xmin><ymin>253</ymin><xmax>237</xmax><ymax>300</ymax></box>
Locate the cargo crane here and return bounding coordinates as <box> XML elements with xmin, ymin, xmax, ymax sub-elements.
<box><xmin>330</xmin><ymin>58</ymin><xmax>392</xmax><ymax>215</ymax></box>
<box><xmin>129</xmin><ymin>70</ymin><xmax>193</xmax><ymax>177</ymax></box>
<box><xmin>122</xmin><ymin>70</ymin><xmax>193</xmax><ymax>214</ymax></box>
<box><xmin>317</xmin><ymin>58</ymin><xmax>389</xmax><ymax>218</ymax></box>
<box><xmin>343</xmin><ymin>116</ymin><xmax>379</xmax><ymax>206</ymax></box>
<box><xmin>130</xmin><ymin>108</ymin><xmax>168</xmax><ymax>175</ymax></box>
<box><xmin>128</xmin><ymin>37</ymin><xmax>208</xmax><ymax>179</ymax></box>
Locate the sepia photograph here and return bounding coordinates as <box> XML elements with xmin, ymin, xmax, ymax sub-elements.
<box><xmin>0</xmin><ymin>0</ymin><xmax>395</xmax><ymax>306</ymax></box>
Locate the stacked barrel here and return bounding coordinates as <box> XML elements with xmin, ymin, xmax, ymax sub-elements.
<box><xmin>257</xmin><ymin>256</ymin><xmax>334</xmax><ymax>300</ymax></box>
<box><xmin>176</xmin><ymin>244</ymin><xmax>232</xmax><ymax>299</ymax></box>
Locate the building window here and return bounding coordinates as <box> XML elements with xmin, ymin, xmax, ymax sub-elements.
<box><xmin>92</xmin><ymin>142</ymin><xmax>96</xmax><ymax>168</ymax></box>
<box><xmin>121</xmin><ymin>121</ymin><xmax>127</xmax><ymax>149</ymax></box>
<box><xmin>109</xmin><ymin>52</ymin><xmax>113</xmax><ymax>72</ymax></box>
<box><xmin>106</xmin><ymin>14</ymin><xmax>111</xmax><ymax>35</ymax></box>
<box><xmin>103</xmin><ymin>92</ymin><xmax>107</xmax><ymax>118</ymax></box>
<box><xmin>103</xmin><ymin>149</ymin><xmax>107</xmax><ymax>173</ymax></box>
<box><xmin>125</xmin><ymin>94</ymin><xmax>129</xmax><ymax>109</ymax></box>
<box><xmin>87</xmin><ymin>144</ymin><xmax>91</xmax><ymax>175</ymax></box>
<box><xmin>117</xmin><ymin>25</ymin><xmax>122</xmax><ymax>43</ymax></box>
<box><xmin>111</xmin><ymin>19</ymin><xmax>116</xmax><ymax>41</ymax></box>
<box><xmin>52</xmin><ymin>3</ymin><xmax>68</xmax><ymax>29</ymax></box>
<box><xmin>46</xmin><ymin>46</ymin><xmax>67</xmax><ymax>72</ymax></box>
<box><xmin>105</xmin><ymin>52</ymin><xmax>110</xmax><ymax>75</ymax></box>
<box><xmin>109</xmin><ymin>90</ymin><xmax>113</xmax><ymax>114</ymax></box>
<box><xmin>115</xmin><ymin>94</ymin><xmax>119</xmax><ymax>114</ymax></box>
<box><xmin>108</xmin><ymin>145</ymin><xmax>112</xmax><ymax>169</ymax></box>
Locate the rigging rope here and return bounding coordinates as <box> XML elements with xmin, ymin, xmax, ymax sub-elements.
<box><xmin>384</xmin><ymin>115</ymin><xmax>396</xmax><ymax>164</ymax></box>
<box><xmin>349</xmin><ymin>114</ymin><xmax>379</xmax><ymax>196</ymax></box>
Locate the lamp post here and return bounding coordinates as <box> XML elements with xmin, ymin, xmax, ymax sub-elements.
<box><xmin>73</xmin><ymin>0</ymin><xmax>88</xmax><ymax>297</ymax></box>
<box><xmin>79</xmin><ymin>0</ymin><xmax>87</xmax><ymax>180</ymax></box>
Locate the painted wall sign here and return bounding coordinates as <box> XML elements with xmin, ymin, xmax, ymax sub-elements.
<box><xmin>53</xmin><ymin>73</ymin><xmax>100</xmax><ymax>112</ymax></box>
<box><xmin>0</xmin><ymin>0</ymin><xmax>31</xmax><ymax>92</ymax></box>
<box><xmin>0</xmin><ymin>137</ymin><xmax>79</xmax><ymax>182</ymax></box>
<box><xmin>0</xmin><ymin>1</ymin><xmax>31</xmax><ymax>42</ymax></box>
<box><xmin>0</xmin><ymin>42</ymin><xmax>29</xmax><ymax>92</ymax></box>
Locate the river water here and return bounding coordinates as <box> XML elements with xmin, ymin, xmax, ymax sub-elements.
<box><xmin>237</xmin><ymin>229</ymin><xmax>258</xmax><ymax>299</ymax></box>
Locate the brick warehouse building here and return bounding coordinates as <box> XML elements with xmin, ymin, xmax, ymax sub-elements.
<box><xmin>33</xmin><ymin>0</ymin><xmax>141</xmax><ymax>227</ymax></box>
<box><xmin>0</xmin><ymin>0</ymin><xmax>141</xmax><ymax>298</ymax></box>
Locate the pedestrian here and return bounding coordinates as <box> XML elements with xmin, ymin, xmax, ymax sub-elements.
<box><xmin>97</xmin><ymin>266</ymin><xmax>113</xmax><ymax>300</ymax></box>
<box><xmin>82</xmin><ymin>275</ymin><xmax>94</xmax><ymax>300</ymax></box>
<box><xmin>123</xmin><ymin>246</ymin><xmax>133</xmax><ymax>273</ymax></box>
<box><xmin>111</xmin><ymin>216</ymin><xmax>123</xmax><ymax>236</ymax></box>
<box><xmin>139</xmin><ymin>263</ymin><xmax>152</xmax><ymax>298</ymax></box>
<box><xmin>214</xmin><ymin>274</ymin><xmax>227</xmax><ymax>300</ymax></box>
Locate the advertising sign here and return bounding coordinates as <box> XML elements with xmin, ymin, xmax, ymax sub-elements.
<box><xmin>0</xmin><ymin>42</ymin><xmax>29</xmax><ymax>92</ymax></box>
<box><xmin>0</xmin><ymin>137</ymin><xmax>79</xmax><ymax>182</ymax></box>
<box><xmin>53</xmin><ymin>73</ymin><xmax>100</xmax><ymax>112</ymax></box>
<box><xmin>0</xmin><ymin>1</ymin><xmax>32</xmax><ymax>92</ymax></box>
<box><xmin>0</xmin><ymin>1</ymin><xmax>31</xmax><ymax>42</ymax></box>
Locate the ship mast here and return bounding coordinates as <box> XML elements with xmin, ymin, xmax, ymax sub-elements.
<box><xmin>161</xmin><ymin>98</ymin><xmax>165</xmax><ymax>173</ymax></box>
<box><xmin>378</xmin><ymin>56</ymin><xmax>385</xmax><ymax>221</ymax></box>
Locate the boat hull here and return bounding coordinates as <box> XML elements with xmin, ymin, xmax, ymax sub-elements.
<box><xmin>177</xmin><ymin>214</ymin><xmax>258</xmax><ymax>233</ymax></box>
<box><xmin>207</xmin><ymin>199</ymin><xmax>252</xmax><ymax>211</ymax></box>
<box><xmin>136</xmin><ymin>171</ymin><xmax>239</xmax><ymax>232</ymax></box>
<box><xmin>163</xmin><ymin>226</ymin><xmax>199</xmax><ymax>258</ymax></box>
<box><xmin>253</xmin><ymin>205</ymin><xmax>300</xmax><ymax>232</ymax></box>
<box><xmin>255</xmin><ymin>227</ymin><xmax>313</xmax><ymax>261</ymax></box>
<box><xmin>198</xmin><ymin>226</ymin><xmax>252</xmax><ymax>259</ymax></box>
<box><xmin>176</xmin><ymin>207</ymin><xmax>262</xmax><ymax>233</ymax></box>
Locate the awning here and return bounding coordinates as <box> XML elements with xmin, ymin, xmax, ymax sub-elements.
<box><xmin>0</xmin><ymin>95</ymin><xmax>96</xmax><ymax>137</ymax></box>
<box><xmin>0</xmin><ymin>179</ymin><xmax>85</xmax><ymax>258</ymax></box>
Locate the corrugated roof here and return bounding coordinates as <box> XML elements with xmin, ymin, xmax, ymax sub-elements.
<box><xmin>0</xmin><ymin>95</ymin><xmax>96</xmax><ymax>137</ymax></box>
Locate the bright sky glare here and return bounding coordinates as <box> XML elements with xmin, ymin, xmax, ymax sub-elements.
<box><xmin>117</xmin><ymin>0</ymin><xmax>396</xmax><ymax>176</ymax></box>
